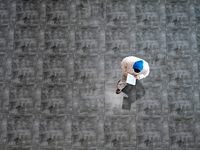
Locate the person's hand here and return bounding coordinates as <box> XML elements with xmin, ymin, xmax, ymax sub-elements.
<box><xmin>134</xmin><ymin>75</ymin><xmax>138</xmax><ymax>79</ymax></box>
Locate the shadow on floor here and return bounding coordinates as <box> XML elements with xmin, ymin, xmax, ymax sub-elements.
<box><xmin>121</xmin><ymin>80</ymin><xmax>145</xmax><ymax>110</ymax></box>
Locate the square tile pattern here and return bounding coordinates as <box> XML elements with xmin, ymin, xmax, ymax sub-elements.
<box><xmin>0</xmin><ymin>0</ymin><xmax>199</xmax><ymax>149</ymax></box>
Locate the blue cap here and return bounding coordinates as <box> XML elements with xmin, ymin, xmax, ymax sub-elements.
<box><xmin>133</xmin><ymin>60</ymin><xmax>144</xmax><ymax>71</ymax></box>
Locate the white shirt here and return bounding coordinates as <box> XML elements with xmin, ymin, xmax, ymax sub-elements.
<box><xmin>121</xmin><ymin>56</ymin><xmax>150</xmax><ymax>80</ymax></box>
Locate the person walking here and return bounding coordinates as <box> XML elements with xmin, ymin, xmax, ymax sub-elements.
<box><xmin>116</xmin><ymin>56</ymin><xmax>150</xmax><ymax>94</ymax></box>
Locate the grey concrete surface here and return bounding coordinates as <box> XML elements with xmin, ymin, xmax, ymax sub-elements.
<box><xmin>0</xmin><ymin>0</ymin><xmax>200</xmax><ymax>149</ymax></box>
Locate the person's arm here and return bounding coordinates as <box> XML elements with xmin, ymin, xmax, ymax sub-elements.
<box><xmin>121</xmin><ymin>58</ymin><xmax>128</xmax><ymax>75</ymax></box>
<box><xmin>137</xmin><ymin>67</ymin><xmax>150</xmax><ymax>80</ymax></box>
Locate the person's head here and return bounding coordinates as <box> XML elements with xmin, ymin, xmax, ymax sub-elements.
<box><xmin>133</xmin><ymin>60</ymin><xmax>144</xmax><ymax>73</ymax></box>
<box><xmin>134</xmin><ymin>68</ymin><xmax>141</xmax><ymax>73</ymax></box>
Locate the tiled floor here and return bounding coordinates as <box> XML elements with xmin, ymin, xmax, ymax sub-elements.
<box><xmin>0</xmin><ymin>0</ymin><xmax>200</xmax><ymax>149</ymax></box>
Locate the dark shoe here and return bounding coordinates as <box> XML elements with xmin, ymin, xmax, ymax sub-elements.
<box><xmin>116</xmin><ymin>89</ymin><xmax>121</xmax><ymax>94</ymax></box>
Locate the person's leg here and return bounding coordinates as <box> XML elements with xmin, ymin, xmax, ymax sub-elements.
<box><xmin>117</xmin><ymin>73</ymin><xmax>127</xmax><ymax>90</ymax></box>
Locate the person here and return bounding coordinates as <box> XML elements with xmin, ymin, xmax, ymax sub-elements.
<box><xmin>116</xmin><ymin>56</ymin><xmax>150</xmax><ymax>94</ymax></box>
